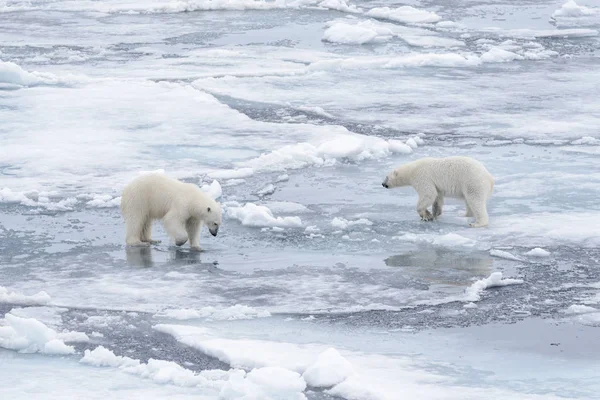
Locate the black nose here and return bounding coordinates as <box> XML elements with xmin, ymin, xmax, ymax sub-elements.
<box><xmin>382</xmin><ymin>183</ymin><xmax>388</xmax><ymax>188</ymax></box>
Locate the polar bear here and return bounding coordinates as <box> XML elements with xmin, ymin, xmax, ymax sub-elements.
<box><xmin>120</xmin><ymin>173</ymin><xmax>222</xmax><ymax>249</ymax></box>
<box><xmin>382</xmin><ymin>156</ymin><xmax>494</xmax><ymax>227</ymax></box>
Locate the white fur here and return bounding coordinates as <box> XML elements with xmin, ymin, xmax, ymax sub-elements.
<box><xmin>383</xmin><ymin>156</ymin><xmax>494</xmax><ymax>227</ymax></box>
<box><xmin>120</xmin><ymin>173</ymin><xmax>222</xmax><ymax>249</ymax></box>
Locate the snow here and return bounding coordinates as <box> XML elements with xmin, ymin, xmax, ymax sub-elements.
<box><xmin>220</xmin><ymin>368</ymin><xmax>306</xmax><ymax>400</ymax></box>
<box><xmin>227</xmin><ymin>203</ymin><xmax>303</xmax><ymax>228</ymax></box>
<box><xmin>155</xmin><ymin>305</ymin><xmax>271</xmax><ymax>321</ymax></box>
<box><xmin>302</xmin><ymin>348</ymin><xmax>354</xmax><ymax>388</ymax></box>
<box><xmin>464</xmin><ymin>273</ymin><xmax>524</xmax><ymax>302</ymax></box>
<box><xmin>366</xmin><ymin>6</ymin><xmax>442</xmax><ymax>24</ymax></box>
<box><xmin>0</xmin><ymin>286</ymin><xmax>51</xmax><ymax>306</ymax></box>
<box><xmin>0</xmin><ymin>314</ymin><xmax>74</xmax><ymax>355</ymax></box>
<box><xmin>526</xmin><ymin>248</ymin><xmax>551</xmax><ymax>257</ymax></box>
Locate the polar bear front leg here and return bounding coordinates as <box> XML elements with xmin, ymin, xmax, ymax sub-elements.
<box><xmin>186</xmin><ymin>217</ymin><xmax>202</xmax><ymax>251</ymax></box>
<box><xmin>415</xmin><ymin>185</ymin><xmax>437</xmax><ymax>222</ymax></box>
<box><xmin>163</xmin><ymin>211</ymin><xmax>188</xmax><ymax>246</ymax></box>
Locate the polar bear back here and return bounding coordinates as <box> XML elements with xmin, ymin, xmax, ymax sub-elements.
<box><xmin>121</xmin><ymin>173</ymin><xmax>205</xmax><ymax>220</ymax></box>
<box><xmin>408</xmin><ymin>156</ymin><xmax>493</xmax><ymax>199</ymax></box>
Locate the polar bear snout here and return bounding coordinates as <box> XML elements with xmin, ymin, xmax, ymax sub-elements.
<box><xmin>382</xmin><ymin>177</ymin><xmax>389</xmax><ymax>188</ymax></box>
<box><xmin>209</xmin><ymin>225</ymin><xmax>219</xmax><ymax>237</ymax></box>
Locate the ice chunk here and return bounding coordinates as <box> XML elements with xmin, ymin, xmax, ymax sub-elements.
<box><xmin>201</xmin><ymin>180</ymin><xmax>222</xmax><ymax>200</ymax></box>
<box><xmin>303</xmin><ymin>348</ymin><xmax>354</xmax><ymax>388</ymax></box>
<box><xmin>553</xmin><ymin>0</ymin><xmax>595</xmax><ymax>17</ymax></box>
<box><xmin>223</xmin><ymin>179</ymin><xmax>246</xmax><ymax>187</ymax></box>
<box><xmin>228</xmin><ymin>203</ymin><xmax>302</xmax><ymax>228</ymax></box>
<box><xmin>0</xmin><ymin>286</ymin><xmax>51</xmax><ymax>306</ymax></box>
<box><xmin>397</xmin><ymin>233</ymin><xmax>479</xmax><ymax>250</ymax></box>
<box><xmin>318</xmin><ymin>0</ymin><xmax>361</xmax><ymax>14</ymax></box>
<box><xmin>464</xmin><ymin>272</ymin><xmax>524</xmax><ymax>302</ymax></box>
<box><xmin>0</xmin><ymin>60</ymin><xmax>44</xmax><ymax>87</ymax></box>
<box><xmin>571</xmin><ymin>136</ymin><xmax>600</xmax><ymax>145</ymax></box>
<box><xmin>275</xmin><ymin>174</ymin><xmax>289</xmax><ymax>183</ymax></box>
<box><xmin>296</xmin><ymin>105</ymin><xmax>334</xmax><ymax>119</ymax></box>
<box><xmin>323</xmin><ymin>22</ymin><xmax>382</xmax><ymax>45</ymax></box>
<box><xmin>257</xmin><ymin>184</ymin><xmax>276</xmax><ymax>196</ymax></box>
<box><xmin>366</xmin><ymin>6</ymin><xmax>442</xmax><ymax>24</ymax></box>
<box><xmin>564</xmin><ymin>305</ymin><xmax>598</xmax><ymax>314</ymax></box>
<box><xmin>0</xmin><ymin>314</ymin><xmax>74</xmax><ymax>355</ymax></box>
<box><xmin>81</xmin><ymin>346</ymin><xmax>140</xmax><ymax>368</ymax></box>
<box><xmin>57</xmin><ymin>331</ymin><xmax>90</xmax><ymax>343</ymax></box>
<box><xmin>81</xmin><ymin>346</ymin><xmax>231</xmax><ymax>388</ymax></box>
<box><xmin>405</xmin><ymin>138</ymin><xmax>418</xmax><ymax>149</ymax></box>
<box><xmin>330</xmin><ymin>217</ymin><xmax>373</xmax><ymax>230</ymax></box>
<box><xmin>387</xmin><ymin>140</ymin><xmax>413</xmax><ymax>154</ymax></box>
<box><xmin>526</xmin><ymin>248</ymin><xmax>551</xmax><ymax>257</ymax></box>
<box><xmin>84</xmin><ymin>194</ymin><xmax>122</xmax><ymax>208</ymax></box>
<box><xmin>155</xmin><ymin>305</ymin><xmax>271</xmax><ymax>321</ymax></box>
<box><xmin>489</xmin><ymin>249</ymin><xmax>524</xmax><ymax>262</ymax></box>
<box><xmin>480</xmin><ymin>48</ymin><xmax>524</xmax><ymax>63</ymax></box>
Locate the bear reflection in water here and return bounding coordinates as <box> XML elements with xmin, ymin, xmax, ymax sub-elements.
<box><xmin>125</xmin><ymin>246</ymin><xmax>203</xmax><ymax>268</ymax></box>
<box><xmin>384</xmin><ymin>248</ymin><xmax>493</xmax><ymax>286</ymax></box>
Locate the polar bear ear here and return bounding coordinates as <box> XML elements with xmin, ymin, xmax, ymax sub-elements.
<box><xmin>207</xmin><ymin>207</ymin><xmax>211</xmax><ymax>213</ymax></box>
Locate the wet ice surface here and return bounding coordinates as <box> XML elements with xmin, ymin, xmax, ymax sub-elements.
<box><xmin>2</xmin><ymin>0</ymin><xmax>600</xmax><ymax>398</ymax></box>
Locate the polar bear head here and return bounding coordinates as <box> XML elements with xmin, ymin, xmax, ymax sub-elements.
<box><xmin>203</xmin><ymin>200</ymin><xmax>223</xmax><ymax>236</ymax></box>
<box><xmin>382</xmin><ymin>165</ymin><xmax>410</xmax><ymax>189</ymax></box>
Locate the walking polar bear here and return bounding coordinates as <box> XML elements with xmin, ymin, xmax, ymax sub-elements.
<box><xmin>382</xmin><ymin>156</ymin><xmax>494</xmax><ymax>227</ymax></box>
<box><xmin>121</xmin><ymin>173</ymin><xmax>222</xmax><ymax>249</ymax></box>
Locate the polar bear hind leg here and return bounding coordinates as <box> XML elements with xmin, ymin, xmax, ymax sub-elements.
<box><xmin>163</xmin><ymin>211</ymin><xmax>189</xmax><ymax>246</ymax></box>
<box><xmin>140</xmin><ymin>220</ymin><xmax>161</xmax><ymax>244</ymax></box>
<box><xmin>464</xmin><ymin>203</ymin><xmax>473</xmax><ymax>217</ymax></box>
<box><xmin>465</xmin><ymin>194</ymin><xmax>489</xmax><ymax>228</ymax></box>
<box><xmin>432</xmin><ymin>194</ymin><xmax>444</xmax><ymax>219</ymax></box>
<box><xmin>125</xmin><ymin>214</ymin><xmax>151</xmax><ymax>247</ymax></box>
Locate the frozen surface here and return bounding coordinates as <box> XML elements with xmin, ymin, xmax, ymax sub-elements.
<box><xmin>1</xmin><ymin>0</ymin><xmax>600</xmax><ymax>398</ymax></box>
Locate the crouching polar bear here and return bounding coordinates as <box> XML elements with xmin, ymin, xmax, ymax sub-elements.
<box><xmin>121</xmin><ymin>174</ymin><xmax>222</xmax><ymax>249</ymax></box>
<box><xmin>382</xmin><ymin>156</ymin><xmax>494</xmax><ymax>228</ymax></box>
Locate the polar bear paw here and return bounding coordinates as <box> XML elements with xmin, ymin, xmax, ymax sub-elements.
<box><xmin>419</xmin><ymin>210</ymin><xmax>434</xmax><ymax>222</ymax></box>
<box><xmin>469</xmin><ymin>222</ymin><xmax>488</xmax><ymax>228</ymax></box>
